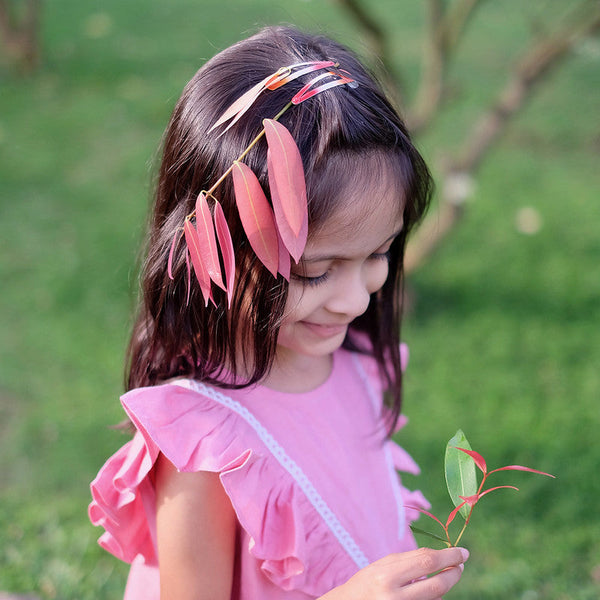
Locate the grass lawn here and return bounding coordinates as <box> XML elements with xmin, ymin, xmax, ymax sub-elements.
<box><xmin>1</xmin><ymin>1</ymin><xmax>599</xmax><ymax>598</ymax></box>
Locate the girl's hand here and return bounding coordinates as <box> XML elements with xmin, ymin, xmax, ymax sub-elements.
<box><xmin>320</xmin><ymin>547</ymin><xmax>469</xmax><ymax>600</ymax></box>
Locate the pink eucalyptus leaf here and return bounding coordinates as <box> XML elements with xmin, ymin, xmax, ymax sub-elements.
<box><xmin>454</xmin><ymin>447</ymin><xmax>488</xmax><ymax>474</ymax></box>
<box><xmin>231</xmin><ymin>161</ymin><xmax>279</xmax><ymax>277</ymax></box>
<box><xmin>184</xmin><ymin>219</ymin><xmax>212</xmax><ymax>306</ymax></box>
<box><xmin>446</xmin><ymin>500</ymin><xmax>468</xmax><ymax>529</ymax></box>
<box><xmin>195</xmin><ymin>193</ymin><xmax>226</xmax><ymax>291</ymax></box>
<box><xmin>266</xmin><ymin>60</ymin><xmax>335</xmax><ymax>90</ymax></box>
<box><xmin>270</xmin><ymin>165</ymin><xmax>307</xmax><ymax>262</ymax></box>
<box><xmin>209</xmin><ymin>75</ymin><xmax>272</xmax><ymax>134</ymax></box>
<box><xmin>214</xmin><ymin>201</ymin><xmax>236</xmax><ymax>308</ymax></box>
<box><xmin>263</xmin><ymin>119</ymin><xmax>307</xmax><ymax>238</ymax></box>
<box><xmin>268</xmin><ymin>148</ymin><xmax>308</xmax><ymax>262</ymax></box>
<box><xmin>489</xmin><ymin>465</ymin><xmax>556</xmax><ymax>478</ymax></box>
<box><xmin>276</xmin><ymin>228</ymin><xmax>291</xmax><ymax>281</ymax></box>
<box><xmin>167</xmin><ymin>229</ymin><xmax>182</xmax><ymax>280</ymax></box>
<box><xmin>292</xmin><ymin>71</ymin><xmax>356</xmax><ymax>104</ymax></box>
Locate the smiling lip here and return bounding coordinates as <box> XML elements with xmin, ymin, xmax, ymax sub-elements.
<box><xmin>301</xmin><ymin>321</ymin><xmax>348</xmax><ymax>338</ymax></box>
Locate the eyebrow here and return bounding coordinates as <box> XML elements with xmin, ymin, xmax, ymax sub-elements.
<box><xmin>301</xmin><ymin>225</ymin><xmax>404</xmax><ymax>264</ymax></box>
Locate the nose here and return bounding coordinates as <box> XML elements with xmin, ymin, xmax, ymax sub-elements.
<box><xmin>325</xmin><ymin>268</ymin><xmax>372</xmax><ymax>319</ymax></box>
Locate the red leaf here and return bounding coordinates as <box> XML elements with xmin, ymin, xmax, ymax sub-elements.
<box><xmin>489</xmin><ymin>465</ymin><xmax>556</xmax><ymax>478</ymax></box>
<box><xmin>209</xmin><ymin>74</ymin><xmax>272</xmax><ymax>134</ymax></box>
<box><xmin>231</xmin><ymin>161</ymin><xmax>279</xmax><ymax>277</ymax></box>
<box><xmin>276</xmin><ymin>228</ymin><xmax>291</xmax><ymax>281</ymax></box>
<box><xmin>269</xmin><ymin>156</ymin><xmax>308</xmax><ymax>263</ymax></box>
<box><xmin>263</xmin><ymin>119</ymin><xmax>308</xmax><ymax>239</ymax></box>
<box><xmin>458</xmin><ymin>494</ymin><xmax>481</xmax><ymax>507</ymax></box>
<box><xmin>266</xmin><ymin>60</ymin><xmax>335</xmax><ymax>90</ymax></box>
<box><xmin>478</xmin><ymin>486</ymin><xmax>519</xmax><ymax>498</ymax></box>
<box><xmin>454</xmin><ymin>447</ymin><xmax>487</xmax><ymax>474</ymax></box>
<box><xmin>214</xmin><ymin>201</ymin><xmax>236</xmax><ymax>308</ymax></box>
<box><xmin>446</xmin><ymin>500</ymin><xmax>468</xmax><ymax>528</ymax></box>
<box><xmin>292</xmin><ymin>71</ymin><xmax>356</xmax><ymax>105</ymax></box>
<box><xmin>184</xmin><ymin>219</ymin><xmax>212</xmax><ymax>306</ymax></box>
<box><xmin>195</xmin><ymin>193</ymin><xmax>225</xmax><ymax>291</ymax></box>
<box><xmin>208</xmin><ymin>61</ymin><xmax>336</xmax><ymax>135</ymax></box>
<box><xmin>405</xmin><ymin>506</ymin><xmax>447</xmax><ymax>530</ymax></box>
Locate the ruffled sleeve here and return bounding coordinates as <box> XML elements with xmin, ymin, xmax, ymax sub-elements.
<box><xmin>89</xmin><ymin>381</ymin><xmax>361</xmax><ymax>596</ymax></box>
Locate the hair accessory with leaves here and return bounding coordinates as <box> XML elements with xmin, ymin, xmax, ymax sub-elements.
<box><xmin>168</xmin><ymin>61</ymin><xmax>357</xmax><ymax>307</ymax></box>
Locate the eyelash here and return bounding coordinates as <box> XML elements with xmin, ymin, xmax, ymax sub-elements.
<box><xmin>293</xmin><ymin>251</ymin><xmax>391</xmax><ymax>287</ymax></box>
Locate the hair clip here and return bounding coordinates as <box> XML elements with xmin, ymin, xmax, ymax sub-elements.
<box><xmin>169</xmin><ymin>63</ymin><xmax>357</xmax><ymax>307</ymax></box>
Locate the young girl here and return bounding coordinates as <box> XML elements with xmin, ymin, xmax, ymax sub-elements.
<box><xmin>89</xmin><ymin>26</ymin><xmax>469</xmax><ymax>599</ymax></box>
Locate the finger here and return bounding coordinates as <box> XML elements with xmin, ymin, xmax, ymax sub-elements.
<box><xmin>394</xmin><ymin>547</ymin><xmax>468</xmax><ymax>583</ymax></box>
<box><xmin>403</xmin><ymin>564</ymin><xmax>464</xmax><ymax>600</ymax></box>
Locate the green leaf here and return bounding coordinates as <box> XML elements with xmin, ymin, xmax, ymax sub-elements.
<box><xmin>445</xmin><ymin>430</ymin><xmax>478</xmax><ymax>520</ymax></box>
<box><xmin>410</xmin><ymin>525</ymin><xmax>451</xmax><ymax>547</ymax></box>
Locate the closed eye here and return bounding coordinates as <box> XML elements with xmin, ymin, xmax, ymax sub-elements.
<box><xmin>370</xmin><ymin>250</ymin><xmax>391</xmax><ymax>261</ymax></box>
<box><xmin>291</xmin><ymin>270</ymin><xmax>330</xmax><ymax>287</ymax></box>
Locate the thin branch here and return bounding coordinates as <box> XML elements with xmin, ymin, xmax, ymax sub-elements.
<box><xmin>335</xmin><ymin>0</ymin><xmax>406</xmax><ymax>108</ymax></box>
<box><xmin>406</xmin><ymin>1</ymin><xmax>600</xmax><ymax>272</ymax></box>
<box><xmin>451</xmin><ymin>0</ymin><xmax>600</xmax><ymax>172</ymax></box>
<box><xmin>0</xmin><ymin>0</ymin><xmax>42</xmax><ymax>72</ymax></box>
<box><xmin>408</xmin><ymin>0</ymin><xmax>483</xmax><ymax>132</ymax></box>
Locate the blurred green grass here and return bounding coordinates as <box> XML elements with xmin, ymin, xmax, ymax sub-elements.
<box><xmin>1</xmin><ymin>1</ymin><xmax>599</xmax><ymax>598</ymax></box>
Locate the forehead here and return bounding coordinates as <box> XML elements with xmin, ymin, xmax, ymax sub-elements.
<box><xmin>309</xmin><ymin>152</ymin><xmax>405</xmax><ymax>241</ymax></box>
<box><xmin>303</xmin><ymin>178</ymin><xmax>404</xmax><ymax>259</ymax></box>
<box><xmin>308</xmin><ymin>149</ymin><xmax>406</xmax><ymax>237</ymax></box>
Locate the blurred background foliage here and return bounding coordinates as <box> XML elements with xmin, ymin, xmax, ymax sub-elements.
<box><xmin>0</xmin><ymin>1</ymin><xmax>599</xmax><ymax>598</ymax></box>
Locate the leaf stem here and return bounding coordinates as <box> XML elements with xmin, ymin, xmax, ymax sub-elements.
<box><xmin>206</xmin><ymin>101</ymin><xmax>293</xmax><ymax>197</ymax></box>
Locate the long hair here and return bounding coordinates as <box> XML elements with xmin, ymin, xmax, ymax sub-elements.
<box><xmin>126</xmin><ymin>26</ymin><xmax>432</xmax><ymax>429</ymax></box>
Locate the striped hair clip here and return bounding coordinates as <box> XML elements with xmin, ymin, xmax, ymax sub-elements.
<box><xmin>168</xmin><ymin>61</ymin><xmax>357</xmax><ymax>307</ymax></box>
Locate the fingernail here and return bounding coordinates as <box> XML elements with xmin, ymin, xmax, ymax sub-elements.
<box><xmin>459</xmin><ymin>563</ymin><xmax>465</xmax><ymax>572</ymax></box>
<box><xmin>460</xmin><ymin>548</ymin><xmax>470</xmax><ymax>561</ymax></box>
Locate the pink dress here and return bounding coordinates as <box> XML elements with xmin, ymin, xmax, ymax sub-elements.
<box><xmin>89</xmin><ymin>346</ymin><xmax>429</xmax><ymax>599</ymax></box>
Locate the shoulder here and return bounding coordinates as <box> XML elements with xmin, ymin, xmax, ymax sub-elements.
<box><xmin>120</xmin><ymin>379</ymin><xmax>262</xmax><ymax>473</ymax></box>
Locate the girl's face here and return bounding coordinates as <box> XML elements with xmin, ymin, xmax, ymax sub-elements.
<box><xmin>275</xmin><ymin>182</ymin><xmax>404</xmax><ymax>378</ymax></box>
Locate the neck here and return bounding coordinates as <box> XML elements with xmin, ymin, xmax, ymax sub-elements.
<box><xmin>261</xmin><ymin>351</ymin><xmax>333</xmax><ymax>393</ymax></box>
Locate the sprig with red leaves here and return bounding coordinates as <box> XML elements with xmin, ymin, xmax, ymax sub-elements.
<box><xmin>409</xmin><ymin>430</ymin><xmax>555</xmax><ymax>548</ymax></box>
<box><xmin>167</xmin><ymin>61</ymin><xmax>356</xmax><ymax>308</ymax></box>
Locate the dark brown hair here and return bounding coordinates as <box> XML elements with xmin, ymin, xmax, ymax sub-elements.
<box><xmin>126</xmin><ymin>26</ymin><xmax>432</xmax><ymax>429</ymax></box>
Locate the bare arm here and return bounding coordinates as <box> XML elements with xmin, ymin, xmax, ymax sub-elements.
<box><xmin>155</xmin><ymin>453</ymin><xmax>237</xmax><ymax>600</ymax></box>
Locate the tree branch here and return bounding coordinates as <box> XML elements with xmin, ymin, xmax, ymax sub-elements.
<box><xmin>334</xmin><ymin>0</ymin><xmax>406</xmax><ymax>108</ymax></box>
<box><xmin>408</xmin><ymin>0</ymin><xmax>483</xmax><ymax>133</ymax></box>
<box><xmin>451</xmin><ymin>0</ymin><xmax>600</xmax><ymax>172</ymax></box>
<box><xmin>405</xmin><ymin>0</ymin><xmax>600</xmax><ymax>272</ymax></box>
<box><xmin>0</xmin><ymin>0</ymin><xmax>42</xmax><ymax>73</ymax></box>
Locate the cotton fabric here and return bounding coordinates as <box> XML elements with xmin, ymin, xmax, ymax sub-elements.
<box><xmin>89</xmin><ymin>346</ymin><xmax>429</xmax><ymax>599</ymax></box>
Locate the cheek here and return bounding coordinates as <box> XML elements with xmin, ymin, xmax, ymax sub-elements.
<box><xmin>281</xmin><ymin>281</ymin><xmax>308</xmax><ymax>322</ymax></box>
<box><xmin>367</xmin><ymin>260</ymin><xmax>391</xmax><ymax>294</ymax></box>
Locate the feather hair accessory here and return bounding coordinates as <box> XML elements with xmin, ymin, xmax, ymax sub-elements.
<box><xmin>167</xmin><ymin>61</ymin><xmax>357</xmax><ymax>307</ymax></box>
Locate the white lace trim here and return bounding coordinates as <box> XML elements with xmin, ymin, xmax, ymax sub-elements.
<box><xmin>350</xmin><ymin>353</ymin><xmax>407</xmax><ymax>540</ymax></box>
<box><xmin>172</xmin><ymin>378</ymin><xmax>370</xmax><ymax>570</ymax></box>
